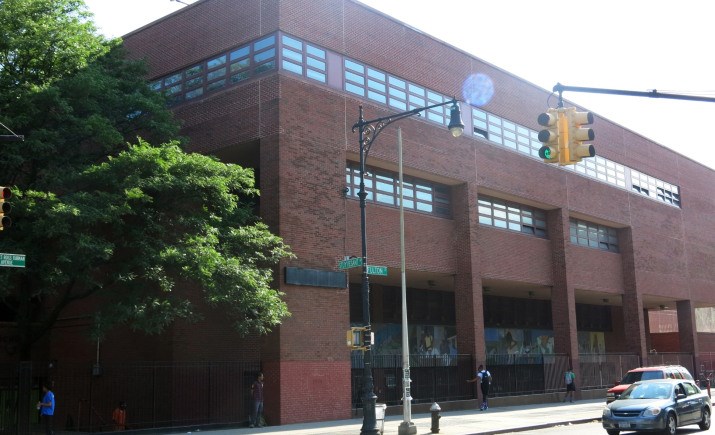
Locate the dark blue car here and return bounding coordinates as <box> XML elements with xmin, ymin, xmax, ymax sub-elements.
<box><xmin>602</xmin><ymin>379</ymin><xmax>711</xmax><ymax>435</ymax></box>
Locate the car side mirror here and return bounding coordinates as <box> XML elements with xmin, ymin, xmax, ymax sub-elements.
<box><xmin>676</xmin><ymin>393</ymin><xmax>686</xmax><ymax>400</ymax></box>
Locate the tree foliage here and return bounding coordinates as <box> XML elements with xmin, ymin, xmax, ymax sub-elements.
<box><xmin>0</xmin><ymin>0</ymin><xmax>291</xmax><ymax>358</ymax></box>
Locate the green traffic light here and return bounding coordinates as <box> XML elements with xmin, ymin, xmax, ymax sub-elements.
<box><xmin>538</xmin><ymin>146</ymin><xmax>553</xmax><ymax>160</ymax></box>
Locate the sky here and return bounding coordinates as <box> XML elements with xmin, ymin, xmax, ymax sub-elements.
<box><xmin>84</xmin><ymin>0</ymin><xmax>715</xmax><ymax>171</ymax></box>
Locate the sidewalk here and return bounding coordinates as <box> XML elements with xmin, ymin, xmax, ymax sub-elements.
<box><xmin>173</xmin><ymin>399</ymin><xmax>605</xmax><ymax>435</ymax></box>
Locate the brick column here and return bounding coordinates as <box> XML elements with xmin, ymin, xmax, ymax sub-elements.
<box><xmin>677</xmin><ymin>300</ymin><xmax>699</xmax><ymax>372</ymax></box>
<box><xmin>453</xmin><ymin>183</ymin><xmax>485</xmax><ymax>362</ymax></box>
<box><xmin>618</xmin><ymin>227</ymin><xmax>648</xmax><ymax>361</ymax></box>
<box><xmin>547</xmin><ymin>209</ymin><xmax>580</xmax><ymax>380</ymax></box>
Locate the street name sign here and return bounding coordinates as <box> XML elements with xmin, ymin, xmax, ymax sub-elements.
<box><xmin>338</xmin><ymin>257</ymin><xmax>363</xmax><ymax>269</ymax></box>
<box><xmin>367</xmin><ymin>265</ymin><xmax>388</xmax><ymax>276</ymax></box>
<box><xmin>0</xmin><ymin>253</ymin><xmax>25</xmax><ymax>268</ymax></box>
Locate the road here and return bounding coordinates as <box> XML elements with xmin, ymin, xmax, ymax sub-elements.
<box><xmin>505</xmin><ymin>420</ymin><xmax>713</xmax><ymax>434</ymax></box>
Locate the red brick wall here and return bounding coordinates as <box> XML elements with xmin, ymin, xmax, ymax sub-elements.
<box><xmin>651</xmin><ymin>333</ymin><xmax>680</xmax><ymax>352</ymax></box>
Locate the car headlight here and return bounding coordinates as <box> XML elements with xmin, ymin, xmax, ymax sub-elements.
<box><xmin>603</xmin><ymin>408</ymin><xmax>612</xmax><ymax>417</ymax></box>
<box><xmin>643</xmin><ymin>407</ymin><xmax>662</xmax><ymax>417</ymax></box>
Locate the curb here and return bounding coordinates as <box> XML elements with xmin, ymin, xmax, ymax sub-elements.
<box><xmin>464</xmin><ymin>417</ymin><xmax>603</xmax><ymax>435</ymax></box>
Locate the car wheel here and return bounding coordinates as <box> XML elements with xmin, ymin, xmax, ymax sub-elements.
<box><xmin>699</xmin><ymin>406</ymin><xmax>711</xmax><ymax>430</ymax></box>
<box><xmin>662</xmin><ymin>412</ymin><xmax>676</xmax><ymax>435</ymax></box>
<box><xmin>606</xmin><ymin>430</ymin><xmax>619</xmax><ymax>435</ymax></box>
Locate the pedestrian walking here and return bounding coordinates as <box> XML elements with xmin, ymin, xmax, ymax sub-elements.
<box><xmin>37</xmin><ymin>383</ymin><xmax>55</xmax><ymax>435</ymax></box>
<box><xmin>112</xmin><ymin>401</ymin><xmax>127</xmax><ymax>430</ymax></box>
<box><xmin>563</xmin><ymin>367</ymin><xmax>576</xmax><ymax>403</ymax></box>
<box><xmin>249</xmin><ymin>372</ymin><xmax>265</xmax><ymax>428</ymax></box>
<box><xmin>467</xmin><ymin>364</ymin><xmax>492</xmax><ymax>410</ymax></box>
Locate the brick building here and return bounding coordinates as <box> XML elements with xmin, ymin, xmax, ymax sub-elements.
<box><xmin>69</xmin><ymin>0</ymin><xmax>715</xmax><ymax>426</ymax></box>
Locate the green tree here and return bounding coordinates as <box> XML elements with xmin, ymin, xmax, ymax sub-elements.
<box><xmin>0</xmin><ymin>0</ymin><xmax>291</xmax><ymax>358</ymax></box>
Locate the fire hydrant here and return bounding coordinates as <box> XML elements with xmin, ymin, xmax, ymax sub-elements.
<box><xmin>430</xmin><ymin>402</ymin><xmax>441</xmax><ymax>433</ymax></box>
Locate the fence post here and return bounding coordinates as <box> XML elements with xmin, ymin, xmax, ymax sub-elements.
<box><xmin>17</xmin><ymin>362</ymin><xmax>32</xmax><ymax>435</ymax></box>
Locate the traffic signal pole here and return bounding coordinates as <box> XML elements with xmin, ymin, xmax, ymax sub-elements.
<box><xmin>553</xmin><ymin>82</ymin><xmax>715</xmax><ymax>106</ymax></box>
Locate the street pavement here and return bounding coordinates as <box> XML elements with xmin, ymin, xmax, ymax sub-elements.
<box><xmin>174</xmin><ymin>398</ymin><xmax>606</xmax><ymax>435</ymax></box>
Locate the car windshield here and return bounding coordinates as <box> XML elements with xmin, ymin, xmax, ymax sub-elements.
<box><xmin>621</xmin><ymin>370</ymin><xmax>664</xmax><ymax>383</ymax></box>
<box><xmin>621</xmin><ymin>382</ymin><xmax>671</xmax><ymax>400</ymax></box>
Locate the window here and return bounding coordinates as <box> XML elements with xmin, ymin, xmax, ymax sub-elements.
<box><xmin>281</xmin><ymin>34</ymin><xmax>327</xmax><ymax>83</ymax></box>
<box><xmin>150</xmin><ymin>33</ymin><xmax>277</xmax><ymax>104</ymax></box>
<box><xmin>477</xmin><ymin>196</ymin><xmax>547</xmax><ymax>237</ymax></box>
<box><xmin>345</xmin><ymin>162</ymin><xmax>451</xmax><ymax>217</ymax></box>
<box><xmin>631</xmin><ymin>169</ymin><xmax>680</xmax><ymax>207</ymax></box>
<box><xmin>569</xmin><ymin>218</ymin><xmax>619</xmax><ymax>252</ymax></box>
<box><xmin>342</xmin><ymin>57</ymin><xmax>454</xmax><ymax>131</ymax></box>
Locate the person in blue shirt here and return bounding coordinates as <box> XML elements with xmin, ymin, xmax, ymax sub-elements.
<box><xmin>37</xmin><ymin>383</ymin><xmax>55</xmax><ymax>435</ymax></box>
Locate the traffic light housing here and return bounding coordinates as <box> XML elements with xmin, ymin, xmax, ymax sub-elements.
<box><xmin>346</xmin><ymin>326</ymin><xmax>371</xmax><ymax>351</ymax></box>
<box><xmin>0</xmin><ymin>187</ymin><xmax>10</xmax><ymax>231</ymax></box>
<box><xmin>537</xmin><ymin>108</ymin><xmax>561</xmax><ymax>163</ymax></box>
<box><xmin>565</xmin><ymin>108</ymin><xmax>596</xmax><ymax>163</ymax></box>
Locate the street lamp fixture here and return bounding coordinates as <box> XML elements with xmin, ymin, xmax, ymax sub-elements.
<box><xmin>351</xmin><ymin>98</ymin><xmax>464</xmax><ymax>435</ymax></box>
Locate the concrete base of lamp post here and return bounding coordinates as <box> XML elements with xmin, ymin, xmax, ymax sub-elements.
<box><xmin>398</xmin><ymin>421</ymin><xmax>417</xmax><ymax>435</ymax></box>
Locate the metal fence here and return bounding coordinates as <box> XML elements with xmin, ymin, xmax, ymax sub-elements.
<box><xmin>578</xmin><ymin>353</ymin><xmax>641</xmax><ymax>390</ymax></box>
<box><xmin>485</xmin><ymin>354</ymin><xmax>571</xmax><ymax>396</ymax></box>
<box><xmin>0</xmin><ymin>360</ymin><xmax>261</xmax><ymax>434</ymax></box>
<box><xmin>351</xmin><ymin>352</ymin><xmax>684</xmax><ymax>407</ymax></box>
<box><xmin>351</xmin><ymin>354</ymin><xmax>474</xmax><ymax>408</ymax></box>
<box><xmin>644</xmin><ymin>352</ymin><xmax>695</xmax><ymax>375</ymax></box>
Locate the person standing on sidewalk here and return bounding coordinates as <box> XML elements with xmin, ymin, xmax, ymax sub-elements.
<box><xmin>467</xmin><ymin>364</ymin><xmax>492</xmax><ymax>410</ymax></box>
<box><xmin>563</xmin><ymin>367</ymin><xmax>576</xmax><ymax>403</ymax></box>
<box><xmin>37</xmin><ymin>383</ymin><xmax>55</xmax><ymax>435</ymax></box>
<box><xmin>249</xmin><ymin>372</ymin><xmax>265</xmax><ymax>428</ymax></box>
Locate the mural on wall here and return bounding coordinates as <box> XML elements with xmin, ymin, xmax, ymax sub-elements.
<box><xmin>370</xmin><ymin>325</ymin><xmax>606</xmax><ymax>356</ymax></box>
<box><xmin>372</xmin><ymin>323</ymin><xmax>457</xmax><ymax>356</ymax></box>
<box><xmin>485</xmin><ymin>328</ymin><xmax>554</xmax><ymax>355</ymax></box>
<box><xmin>578</xmin><ymin>331</ymin><xmax>606</xmax><ymax>354</ymax></box>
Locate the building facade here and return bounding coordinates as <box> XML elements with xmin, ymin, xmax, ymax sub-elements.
<box><xmin>110</xmin><ymin>0</ymin><xmax>715</xmax><ymax>425</ymax></box>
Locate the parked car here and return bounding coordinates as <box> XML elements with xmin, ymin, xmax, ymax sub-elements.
<box><xmin>602</xmin><ymin>379</ymin><xmax>710</xmax><ymax>435</ymax></box>
<box><xmin>606</xmin><ymin>365</ymin><xmax>693</xmax><ymax>403</ymax></box>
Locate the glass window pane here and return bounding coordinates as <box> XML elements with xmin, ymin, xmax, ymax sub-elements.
<box><xmin>283</xmin><ymin>60</ymin><xmax>302</xmax><ymax>75</ymax></box>
<box><xmin>207</xmin><ymin>79</ymin><xmax>225</xmax><ymax>91</ymax></box>
<box><xmin>207</xmin><ymin>67</ymin><xmax>226</xmax><ymax>81</ymax></box>
<box><xmin>307</xmin><ymin>45</ymin><xmax>325</xmax><ymax>58</ymax></box>
<box><xmin>230</xmin><ymin>46</ymin><xmax>250</xmax><ymax>61</ymax></box>
<box><xmin>207</xmin><ymin>55</ymin><xmax>227</xmax><ymax>69</ymax></box>
<box><xmin>416</xmin><ymin>202</ymin><xmax>432</xmax><ymax>212</ymax></box>
<box><xmin>389</xmin><ymin>76</ymin><xmax>406</xmax><ymax>88</ymax></box>
<box><xmin>367</xmin><ymin>68</ymin><xmax>385</xmax><ymax>81</ymax></box>
<box><xmin>282</xmin><ymin>34</ymin><xmax>302</xmax><ymax>50</ymax></box>
<box><xmin>389</xmin><ymin>99</ymin><xmax>407</xmax><ymax>110</ymax></box>
<box><xmin>231</xmin><ymin>58</ymin><xmax>251</xmax><ymax>71</ymax></box>
<box><xmin>254</xmin><ymin>35</ymin><xmax>276</xmax><ymax>51</ymax></box>
<box><xmin>186</xmin><ymin>65</ymin><xmax>202</xmax><ymax>77</ymax></box>
<box><xmin>307</xmin><ymin>57</ymin><xmax>325</xmax><ymax>70</ymax></box>
<box><xmin>306</xmin><ymin>69</ymin><xmax>326</xmax><ymax>82</ymax></box>
<box><xmin>254</xmin><ymin>48</ymin><xmax>276</xmax><ymax>63</ymax></box>
<box><xmin>344</xmin><ymin>59</ymin><xmax>364</xmax><ymax>73</ymax></box>
<box><xmin>282</xmin><ymin>47</ymin><xmax>303</xmax><ymax>62</ymax></box>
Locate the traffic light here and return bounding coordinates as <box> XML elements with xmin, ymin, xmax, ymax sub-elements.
<box><xmin>536</xmin><ymin>108</ymin><xmax>561</xmax><ymax>163</ymax></box>
<box><xmin>0</xmin><ymin>187</ymin><xmax>10</xmax><ymax>231</ymax></box>
<box><xmin>565</xmin><ymin>108</ymin><xmax>596</xmax><ymax>163</ymax></box>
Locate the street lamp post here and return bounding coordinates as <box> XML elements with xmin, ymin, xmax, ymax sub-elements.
<box><xmin>351</xmin><ymin>99</ymin><xmax>464</xmax><ymax>435</ymax></box>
